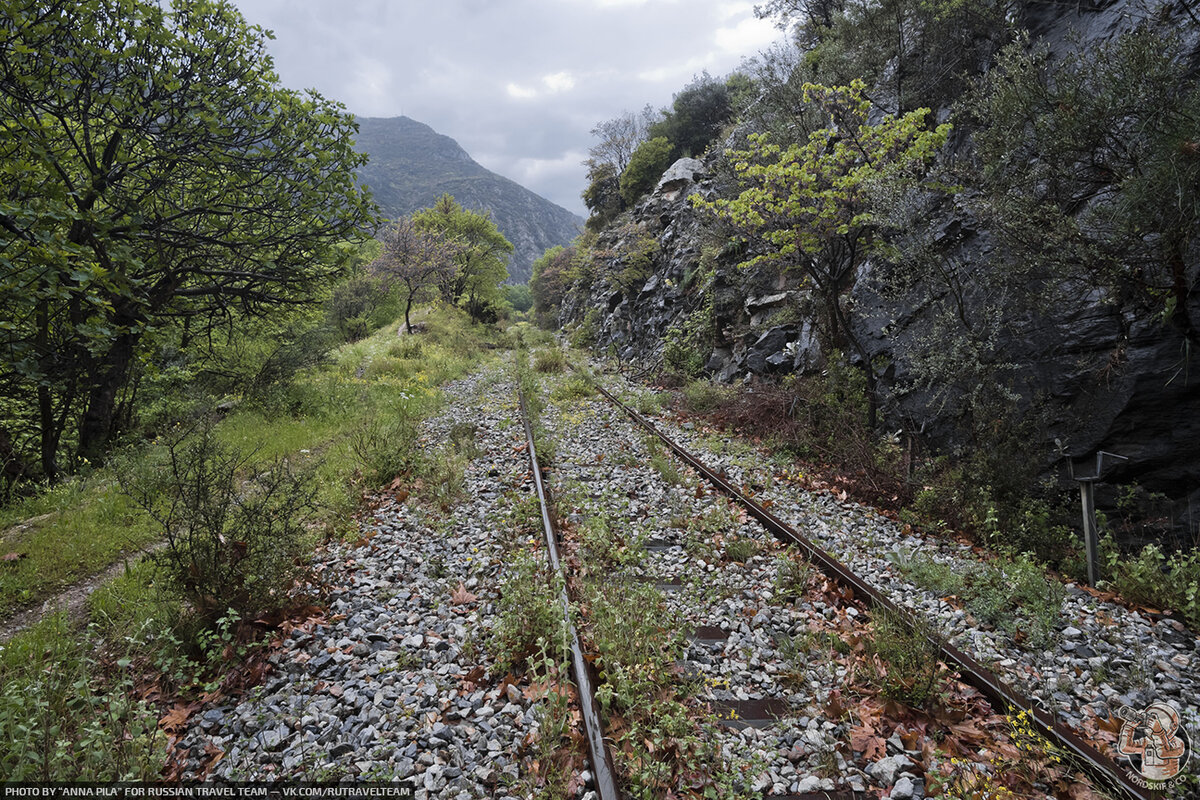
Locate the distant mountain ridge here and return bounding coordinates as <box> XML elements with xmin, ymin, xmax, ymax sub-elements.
<box><xmin>353</xmin><ymin>116</ymin><xmax>582</xmax><ymax>284</ymax></box>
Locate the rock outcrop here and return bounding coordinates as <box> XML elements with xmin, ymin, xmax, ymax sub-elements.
<box><xmin>559</xmin><ymin>5</ymin><xmax>1200</xmax><ymax>517</ymax></box>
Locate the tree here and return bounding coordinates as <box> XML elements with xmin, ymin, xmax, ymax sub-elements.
<box><xmin>588</xmin><ymin>105</ymin><xmax>657</xmax><ymax>175</ymax></box>
<box><xmin>649</xmin><ymin>72</ymin><xmax>734</xmax><ymax>159</ymax></box>
<box><xmin>582</xmin><ymin>159</ymin><xmax>624</xmax><ymax>231</ymax></box>
<box><xmin>530</xmin><ymin>245</ymin><xmax>577</xmax><ymax>323</ymax></box>
<box><xmin>0</xmin><ymin>0</ymin><xmax>377</xmax><ymax>478</ymax></box>
<box><xmin>369</xmin><ymin>217</ymin><xmax>460</xmax><ymax>333</ymax></box>
<box><xmin>619</xmin><ymin>137</ymin><xmax>674</xmax><ymax>207</ymax></box>
<box><xmin>411</xmin><ymin>195</ymin><xmax>512</xmax><ymax>321</ymax></box>
<box><xmin>695</xmin><ymin>80</ymin><xmax>950</xmax><ymax>425</ymax></box>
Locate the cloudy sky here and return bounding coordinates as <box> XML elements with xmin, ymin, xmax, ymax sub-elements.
<box><xmin>230</xmin><ymin>0</ymin><xmax>785</xmax><ymax>217</ymax></box>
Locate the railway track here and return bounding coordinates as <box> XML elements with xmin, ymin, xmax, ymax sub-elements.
<box><xmin>514</xmin><ymin>359</ymin><xmax>1164</xmax><ymax>800</ymax></box>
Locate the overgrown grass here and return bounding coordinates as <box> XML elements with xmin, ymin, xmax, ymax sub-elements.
<box><xmin>0</xmin><ymin>613</ymin><xmax>165</xmax><ymax>780</ymax></box>
<box><xmin>868</xmin><ymin>608</ymin><xmax>947</xmax><ymax>709</ymax></box>
<box><xmin>893</xmin><ymin>549</ymin><xmax>1064</xmax><ymax>647</ymax></box>
<box><xmin>0</xmin><ymin>304</ymin><xmax>503</xmax><ymax>779</ymax></box>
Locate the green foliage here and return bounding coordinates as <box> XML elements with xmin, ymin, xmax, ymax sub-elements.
<box><xmin>549</xmin><ymin>374</ymin><xmax>594</xmax><ymax>403</ymax></box>
<box><xmin>533</xmin><ymin>348</ymin><xmax>566</xmax><ymax>374</ymax></box>
<box><xmin>967</xmin><ymin>26</ymin><xmax>1200</xmax><ymax>343</ymax></box>
<box><xmin>350</xmin><ymin>410</ymin><xmax>423</xmax><ymax>486</ymax></box>
<box><xmin>530</xmin><ymin>245</ymin><xmax>579</xmax><ymax>326</ymax></box>
<box><xmin>620</xmin><ymin>137</ymin><xmax>675</xmax><ymax>207</ymax></box>
<box><xmin>583</xmin><ymin>160</ymin><xmax>625</xmax><ymax>232</ymax></box>
<box><xmin>413</xmin><ymin>194</ymin><xmax>513</xmax><ymax>321</ymax></box>
<box><xmin>0</xmin><ymin>0</ymin><xmax>378</xmax><ymax>477</ymax></box>
<box><xmin>504</xmin><ymin>283</ymin><xmax>534</xmax><ymax>314</ymax></box>
<box><xmin>696</xmin><ymin>80</ymin><xmax>949</xmax><ymax>423</ymax></box>
<box><xmin>1105</xmin><ymin>539</ymin><xmax>1200</xmax><ymax>629</ymax></box>
<box><xmin>0</xmin><ymin>615</ymin><xmax>164</xmax><ymax>780</ymax></box>
<box><xmin>774</xmin><ymin>549</ymin><xmax>812</xmax><ymax>598</ymax></box>
<box><xmin>648</xmin><ymin>72</ymin><xmax>734</xmax><ymax>160</ymax></box>
<box><xmin>724</xmin><ymin>537</ymin><xmax>762</xmax><ymax>563</ymax></box>
<box><xmin>894</xmin><ymin>549</ymin><xmax>1064</xmax><ymax>647</ymax></box>
<box><xmin>615</xmin><ymin>228</ymin><xmax>660</xmax><ymax>293</ymax></box>
<box><xmin>491</xmin><ymin>549</ymin><xmax>568</xmax><ymax>676</ymax></box>
<box><xmin>327</xmin><ymin>274</ymin><xmax>390</xmax><ymax>343</ymax></box>
<box><xmin>662</xmin><ymin>299</ymin><xmax>714</xmax><ymax>378</ymax></box>
<box><xmin>569</xmin><ymin>308</ymin><xmax>601</xmax><ymax>349</ymax></box>
<box><xmin>117</xmin><ymin>423</ymin><xmax>319</xmax><ymax>622</ymax></box>
<box><xmin>644</xmin><ymin>436</ymin><xmax>685</xmax><ymax>486</ymax></box>
<box><xmin>681</xmin><ymin>379</ymin><xmax>734</xmax><ymax>413</ymax></box>
<box><xmin>868</xmin><ymin>608</ymin><xmax>946</xmax><ymax>708</ymax></box>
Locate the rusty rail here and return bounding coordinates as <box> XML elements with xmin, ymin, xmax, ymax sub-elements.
<box><xmin>584</xmin><ymin>376</ymin><xmax>1153</xmax><ymax>800</ymax></box>
<box><xmin>517</xmin><ymin>389</ymin><xmax>622</xmax><ymax>800</ymax></box>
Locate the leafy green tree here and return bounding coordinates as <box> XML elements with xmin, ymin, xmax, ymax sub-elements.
<box><xmin>411</xmin><ymin>195</ymin><xmax>512</xmax><ymax>321</ymax></box>
<box><xmin>695</xmin><ymin>80</ymin><xmax>950</xmax><ymax>424</ymax></box>
<box><xmin>503</xmin><ymin>284</ymin><xmax>533</xmax><ymax>314</ymax></box>
<box><xmin>619</xmin><ymin>137</ymin><xmax>674</xmax><ymax>207</ymax></box>
<box><xmin>0</xmin><ymin>0</ymin><xmax>377</xmax><ymax>478</ymax></box>
<box><xmin>530</xmin><ymin>245</ymin><xmax>579</xmax><ymax>326</ymax></box>
<box><xmin>649</xmin><ymin>72</ymin><xmax>734</xmax><ymax>159</ymax></box>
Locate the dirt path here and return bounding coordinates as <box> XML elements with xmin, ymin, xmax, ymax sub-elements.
<box><xmin>0</xmin><ymin>541</ymin><xmax>164</xmax><ymax>643</ymax></box>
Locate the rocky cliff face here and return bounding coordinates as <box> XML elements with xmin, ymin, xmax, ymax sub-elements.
<box><xmin>560</xmin><ymin>2</ymin><xmax>1200</xmax><ymax>516</ymax></box>
<box><xmin>354</xmin><ymin>116</ymin><xmax>583</xmax><ymax>284</ymax></box>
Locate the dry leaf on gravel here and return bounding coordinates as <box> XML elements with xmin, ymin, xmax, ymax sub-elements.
<box><xmin>451</xmin><ymin>582</ymin><xmax>477</xmax><ymax>605</ymax></box>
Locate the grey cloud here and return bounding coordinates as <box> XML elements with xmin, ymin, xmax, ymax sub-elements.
<box><xmin>233</xmin><ymin>1</ymin><xmax>782</xmax><ymax>217</ymax></box>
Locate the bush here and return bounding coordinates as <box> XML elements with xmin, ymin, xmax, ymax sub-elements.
<box><xmin>868</xmin><ymin>608</ymin><xmax>946</xmax><ymax>709</ymax></box>
<box><xmin>118</xmin><ymin>424</ymin><xmax>318</xmax><ymax>622</ymax></box>
<box><xmin>327</xmin><ymin>275</ymin><xmax>390</xmax><ymax>342</ymax></box>
<box><xmin>533</xmin><ymin>348</ymin><xmax>566</xmax><ymax>373</ymax></box>
<box><xmin>1107</xmin><ymin>540</ymin><xmax>1200</xmax><ymax>628</ymax></box>
<box><xmin>349</xmin><ymin>411</ymin><xmax>422</xmax><ymax>485</ymax></box>
<box><xmin>619</xmin><ymin>136</ymin><xmax>674</xmax><ymax>206</ymax></box>
<box><xmin>569</xmin><ymin>308</ymin><xmax>600</xmax><ymax>349</ymax></box>
<box><xmin>681</xmin><ymin>379</ymin><xmax>733</xmax><ymax>413</ymax></box>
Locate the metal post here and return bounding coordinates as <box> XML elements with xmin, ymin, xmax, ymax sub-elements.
<box><xmin>1079</xmin><ymin>479</ymin><xmax>1099</xmax><ymax>586</ymax></box>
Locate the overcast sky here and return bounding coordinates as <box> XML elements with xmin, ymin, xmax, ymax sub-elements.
<box><xmin>230</xmin><ymin>0</ymin><xmax>785</xmax><ymax>217</ymax></box>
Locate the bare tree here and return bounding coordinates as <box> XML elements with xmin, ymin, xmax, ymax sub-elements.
<box><xmin>588</xmin><ymin>104</ymin><xmax>658</xmax><ymax>174</ymax></box>
<box><xmin>370</xmin><ymin>218</ymin><xmax>461</xmax><ymax>333</ymax></box>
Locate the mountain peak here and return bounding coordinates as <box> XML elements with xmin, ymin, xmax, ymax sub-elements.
<box><xmin>354</xmin><ymin>116</ymin><xmax>581</xmax><ymax>283</ymax></box>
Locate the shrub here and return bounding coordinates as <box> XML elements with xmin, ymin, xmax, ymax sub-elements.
<box><xmin>1107</xmin><ymin>541</ymin><xmax>1200</xmax><ymax>628</ymax></box>
<box><xmin>681</xmin><ymin>379</ymin><xmax>733</xmax><ymax>413</ymax></box>
<box><xmin>349</xmin><ymin>411</ymin><xmax>423</xmax><ymax>485</ymax></box>
<box><xmin>491</xmin><ymin>550</ymin><xmax>567</xmax><ymax>675</ymax></box>
<box><xmin>868</xmin><ymin>608</ymin><xmax>946</xmax><ymax>709</ymax></box>
<box><xmin>619</xmin><ymin>136</ymin><xmax>674</xmax><ymax>206</ymax></box>
<box><xmin>118</xmin><ymin>425</ymin><xmax>318</xmax><ymax>622</ymax></box>
<box><xmin>569</xmin><ymin>308</ymin><xmax>600</xmax><ymax>349</ymax></box>
<box><xmin>533</xmin><ymin>348</ymin><xmax>566</xmax><ymax>373</ymax></box>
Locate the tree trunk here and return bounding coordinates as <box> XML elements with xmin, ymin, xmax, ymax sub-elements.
<box><xmin>77</xmin><ymin>330</ymin><xmax>137</xmax><ymax>463</ymax></box>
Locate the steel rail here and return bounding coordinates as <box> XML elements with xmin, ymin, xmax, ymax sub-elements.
<box><xmin>585</xmin><ymin>377</ymin><xmax>1154</xmax><ymax>800</ymax></box>
<box><xmin>517</xmin><ymin>389</ymin><xmax>622</xmax><ymax>800</ymax></box>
